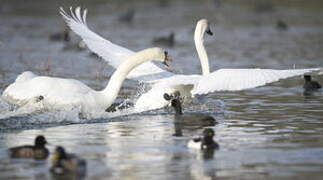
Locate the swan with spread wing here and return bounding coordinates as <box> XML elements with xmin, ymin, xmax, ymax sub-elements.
<box><xmin>2</xmin><ymin>48</ymin><xmax>172</xmax><ymax>115</ymax></box>
<box><xmin>61</xmin><ymin>7</ymin><xmax>320</xmax><ymax>111</ymax></box>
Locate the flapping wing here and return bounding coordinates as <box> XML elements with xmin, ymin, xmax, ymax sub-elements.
<box><xmin>60</xmin><ymin>7</ymin><xmax>173</xmax><ymax>81</ymax></box>
<box><xmin>192</xmin><ymin>68</ymin><xmax>320</xmax><ymax>95</ymax></box>
<box><xmin>152</xmin><ymin>74</ymin><xmax>201</xmax><ymax>89</ymax></box>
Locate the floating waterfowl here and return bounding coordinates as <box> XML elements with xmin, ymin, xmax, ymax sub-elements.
<box><xmin>152</xmin><ymin>32</ymin><xmax>175</xmax><ymax>47</ymax></box>
<box><xmin>276</xmin><ymin>20</ymin><xmax>288</xmax><ymax>31</ymax></box>
<box><xmin>303</xmin><ymin>75</ymin><xmax>321</xmax><ymax>95</ymax></box>
<box><xmin>164</xmin><ymin>93</ymin><xmax>216</xmax><ymax>127</ymax></box>
<box><xmin>9</xmin><ymin>135</ymin><xmax>49</xmax><ymax>160</ymax></box>
<box><xmin>119</xmin><ymin>8</ymin><xmax>135</xmax><ymax>24</ymax></box>
<box><xmin>50</xmin><ymin>146</ymin><xmax>86</xmax><ymax>177</ymax></box>
<box><xmin>49</xmin><ymin>28</ymin><xmax>70</xmax><ymax>42</ymax></box>
<box><xmin>188</xmin><ymin>128</ymin><xmax>219</xmax><ymax>150</ymax></box>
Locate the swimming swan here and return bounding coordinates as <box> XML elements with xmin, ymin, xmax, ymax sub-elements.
<box><xmin>1</xmin><ymin>48</ymin><xmax>172</xmax><ymax>114</ymax></box>
<box><xmin>61</xmin><ymin>7</ymin><xmax>320</xmax><ymax>111</ymax></box>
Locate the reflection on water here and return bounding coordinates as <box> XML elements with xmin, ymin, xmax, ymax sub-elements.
<box><xmin>1</xmin><ymin>0</ymin><xmax>323</xmax><ymax>179</ymax></box>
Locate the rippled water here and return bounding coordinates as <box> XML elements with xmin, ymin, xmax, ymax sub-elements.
<box><xmin>0</xmin><ymin>0</ymin><xmax>323</xmax><ymax>179</ymax></box>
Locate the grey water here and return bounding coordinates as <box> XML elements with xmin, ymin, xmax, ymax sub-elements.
<box><xmin>0</xmin><ymin>0</ymin><xmax>323</xmax><ymax>179</ymax></box>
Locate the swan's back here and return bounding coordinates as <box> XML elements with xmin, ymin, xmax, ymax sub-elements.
<box><xmin>3</xmin><ymin>75</ymin><xmax>93</xmax><ymax>106</ymax></box>
<box><xmin>15</xmin><ymin>71</ymin><xmax>37</xmax><ymax>83</ymax></box>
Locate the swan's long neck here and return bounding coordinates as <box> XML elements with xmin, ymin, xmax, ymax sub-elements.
<box><xmin>194</xmin><ymin>25</ymin><xmax>210</xmax><ymax>75</ymax></box>
<box><xmin>101</xmin><ymin>49</ymin><xmax>157</xmax><ymax>106</ymax></box>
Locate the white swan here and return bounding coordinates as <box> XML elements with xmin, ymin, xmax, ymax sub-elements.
<box><xmin>60</xmin><ymin>7</ymin><xmax>320</xmax><ymax>111</ymax></box>
<box><xmin>1</xmin><ymin>48</ymin><xmax>172</xmax><ymax>114</ymax></box>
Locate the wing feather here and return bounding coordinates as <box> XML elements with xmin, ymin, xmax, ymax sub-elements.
<box><xmin>192</xmin><ymin>68</ymin><xmax>320</xmax><ymax>95</ymax></box>
<box><xmin>153</xmin><ymin>74</ymin><xmax>201</xmax><ymax>89</ymax></box>
<box><xmin>60</xmin><ymin>7</ymin><xmax>173</xmax><ymax>81</ymax></box>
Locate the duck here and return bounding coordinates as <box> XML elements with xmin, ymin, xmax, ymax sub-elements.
<box><xmin>152</xmin><ymin>32</ymin><xmax>175</xmax><ymax>47</ymax></box>
<box><xmin>9</xmin><ymin>135</ymin><xmax>49</xmax><ymax>160</ymax></box>
<box><xmin>1</xmin><ymin>47</ymin><xmax>172</xmax><ymax>115</ymax></box>
<box><xmin>187</xmin><ymin>128</ymin><xmax>219</xmax><ymax>150</ymax></box>
<box><xmin>62</xmin><ymin>7</ymin><xmax>320</xmax><ymax>112</ymax></box>
<box><xmin>303</xmin><ymin>75</ymin><xmax>321</xmax><ymax>95</ymax></box>
<box><xmin>276</xmin><ymin>20</ymin><xmax>288</xmax><ymax>31</ymax></box>
<box><xmin>49</xmin><ymin>27</ymin><xmax>70</xmax><ymax>42</ymax></box>
<box><xmin>62</xmin><ymin>40</ymin><xmax>87</xmax><ymax>51</ymax></box>
<box><xmin>50</xmin><ymin>146</ymin><xmax>86</xmax><ymax>177</ymax></box>
<box><xmin>119</xmin><ymin>8</ymin><xmax>135</xmax><ymax>24</ymax></box>
<box><xmin>164</xmin><ymin>92</ymin><xmax>216</xmax><ymax>127</ymax></box>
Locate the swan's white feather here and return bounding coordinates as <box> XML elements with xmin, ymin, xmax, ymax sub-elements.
<box><xmin>60</xmin><ymin>7</ymin><xmax>173</xmax><ymax>81</ymax></box>
<box><xmin>2</xmin><ymin>74</ymin><xmax>95</xmax><ymax>108</ymax></box>
<box><xmin>2</xmin><ymin>48</ymin><xmax>168</xmax><ymax>116</ymax></box>
<box><xmin>192</xmin><ymin>68</ymin><xmax>320</xmax><ymax>95</ymax></box>
<box><xmin>60</xmin><ymin>8</ymin><xmax>321</xmax><ymax>111</ymax></box>
<box><xmin>187</xmin><ymin>140</ymin><xmax>201</xmax><ymax>149</ymax></box>
<box><xmin>134</xmin><ymin>75</ymin><xmax>201</xmax><ymax>112</ymax></box>
<box><xmin>15</xmin><ymin>71</ymin><xmax>37</xmax><ymax>83</ymax></box>
<box><xmin>152</xmin><ymin>74</ymin><xmax>201</xmax><ymax>88</ymax></box>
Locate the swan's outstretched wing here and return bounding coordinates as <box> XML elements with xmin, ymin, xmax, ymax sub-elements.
<box><xmin>60</xmin><ymin>7</ymin><xmax>173</xmax><ymax>81</ymax></box>
<box><xmin>152</xmin><ymin>74</ymin><xmax>201</xmax><ymax>88</ymax></box>
<box><xmin>192</xmin><ymin>68</ymin><xmax>320</xmax><ymax>95</ymax></box>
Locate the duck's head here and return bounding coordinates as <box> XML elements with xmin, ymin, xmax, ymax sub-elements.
<box><xmin>35</xmin><ymin>135</ymin><xmax>47</xmax><ymax>147</ymax></box>
<box><xmin>203</xmin><ymin>128</ymin><xmax>215</xmax><ymax>138</ymax></box>
<box><xmin>304</xmin><ymin>75</ymin><xmax>312</xmax><ymax>81</ymax></box>
<box><xmin>52</xmin><ymin>146</ymin><xmax>67</xmax><ymax>162</ymax></box>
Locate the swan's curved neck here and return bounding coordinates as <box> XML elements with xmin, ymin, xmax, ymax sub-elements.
<box><xmin>194</xmin><ymin>25</ymin><xmax>210</xmax><ymax>75</ymax></box>
<box><xmin>101</xmin><ymin>50</ymin><xmax>156</xmax><ymax>106</ymax></box>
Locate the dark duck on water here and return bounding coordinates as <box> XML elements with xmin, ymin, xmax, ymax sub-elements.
<box><xmin>188</xmin><ymin>128</ymin><xmax>219</xmax><ymax>150</ymax></box>
<box><xmin>9</xmin><ymin>135</ymin><xmax>49</xmax><ymax>160</ymax></box>
<box><xmin>50</xmin><ymin>146</ymin><xmax>87</xmax><ymax>177</ymax></box>
<box><xmin>303</xmin><ymin>75</ymin><xmax>321</xmax><ymax>95</ymax></box>
<box><xmin>164</xmin><ymin>92</ymin><xmax>217</xmax><ymax>127</ymax></box>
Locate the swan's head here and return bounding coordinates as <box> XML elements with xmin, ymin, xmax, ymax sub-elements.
<box><xmin>196</xmin><ymin>19</ymin><xmax>213</xmax><ymax>36</ymax></box>
<box><xmin>146</xmin><ymin>47</ymin><xmax>173</xmax><ymax>67</ymax></box>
